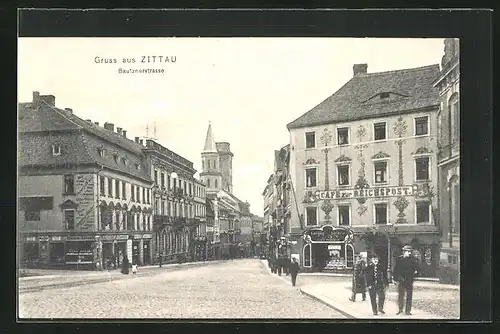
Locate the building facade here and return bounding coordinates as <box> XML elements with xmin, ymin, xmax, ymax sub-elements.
<box><xmin>434</xmin><ymin>38</ymin><xmax>460</xmax><ymax>283</ymax></box>
<box><xmin>144</xmin><ymin>139</ymin><xmax>199</xmax><ymax>264</ymax></box>
<box><xmin>193</xmin><ymin>177</ymin><xmax>208</xmax><ymax>260</ymax></box>
<box><xmin>19</xmin><ymin>92</ymin><xmax>154</xmax><ymax>270</ymax></box>
<box><xmin>286</xmin><ymin>64</ymin><xmax>441</xmax><ymax>276</ymax></box>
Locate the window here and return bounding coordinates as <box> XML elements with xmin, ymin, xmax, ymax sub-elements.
<box><xmin>122</xmin><ymin>182</ymin><xmax>127</xmax><ymax>199</ymax></box>
<box><xmin>305</xmin><ymin>168</ymin><xmax>317</xmax><ymax>188</ymax></box>
<box><xmin>136</xmin><ymin>186</ymin><xmax>141</xmax><ymax>202</ymax></box>
<box><xmin>448</xmin><ymin>254</ymin><xmax>458</xmax><ymax>265</ymax></box>
<box><xmin>108</xmin><ymin>178</ymin><xmax>113</xmax><ymax>197</ymax></box>
<box><xmin>154</xmin><ymin>170</ymin><xmax>158</xmax><ymax>185</ymax></box>
<box><xmin>416</xmin><ymin>201</ymin><xmax>431</xmax><ymax>224</ymax></box>
<box><xmin>305</xmin><ymin>132</ymin><xmax>316</xmax><ymax>148</ymax></box>
<box><xmin>306</xmin><ymin>207</ymin><xmax>317</xmax><ymax>226</ymax></box>
<box><xmin>208</xmin><ymin>179</ymin><xmax>211</xmax><ymax>187</ymax></box>
<box><xmin>115</xmin><ymin>180</ymin><xmax>120</xmax><ymax>199</ymax></box>
<box><xmin>374</xmin><ymin>161</ymin><xmax>388</xmax><ymax>184</ymax></box>
<box><xmin>64</xmin><ymin>209</ymin><xmax>75</xmax><ymax>230</ymax></box>
<box><xmin>415</xmin><ymin>157</ymin><xmax>430</xmax><ymax>181</ymax></box>
<box><xmin>374</xmin><ymin>122</ymin><xmax>387</xmax><ymax>141</ymax></box>
<box><xmin>451</xmin><ymin>98</ymin><xmax>460</xmax><ymax>143</ymax></box>
<box><xmin>374</xmin><ymin>203</ymin><xmax>388</xmax><ymax>224</ymax></box>
<box><xmin>338</xmin><ymin>205</ymin><xmax>350</xmax><ymax>226</ymax></box>
<box><xmin>337</xmin><ymin>165</ymin><xmax>350</xmax><ymax>186</ymax></box>
<box><xmin>415</xmin><ymin>116</ymin><xmax>429</xmax><ymax>136</ymax></box>
<box><xmin>160</xmin><ymin>200</ymin><xmax>165</xmax><ymax>215</ymax></box>
<box><xmin>337</xmin><ymin>128</ymin><xmax>349</xmax><ymax>145</ymax></box>
<box><xmin>161</xmin><ymin>173</ymin><xmax>165</xmax><ymax>188</ymax></box>
<box><xmin>215</xmin><ymin>179</ymin><xmax>218</xmax><ymax>188</ymax></box>
<box><xmin>131</xmin><ymin>185</ymin><xmax>135</xmax><ymax>201</ymax></box>
<box><xmin>52</xmin><ymin>144</ymin><xmax>61</xmax><ymax>156</ymax></box>
<box><xmin>100</xmin><ymin>177</ymin><xmax>105</xmax><ymax>196</ymax></box>
<box><xmin>167</xmin><ymin>175</ymin><xmax>171</xmax><ymax>189</ymax></box>
<box><xmin>142</xmin><ymin>188</ymin><xmax>146</xmax><ymax>204</ymax></box>
<box><xmin>64</xmin><ymin>174</ymin><xmax>75</xmax><ymax>194</ymax></box>
<box><xmin>25</xmin><ymin>210</ymin><xmax>40</xmax><ymax>221</ymax></box>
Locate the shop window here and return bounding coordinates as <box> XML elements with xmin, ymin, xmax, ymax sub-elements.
<box><xmin>21</xmin><ymin>197</ymin><xmax>53</xmax><ymax>221</ymax></box>
<box><xmin>337</xmin><ymin>165</ymin><xmax>350</xmax><ymax>186</ymax></box>
<box><xmin>306</xmin><ymin>168</ymin><xmax>317</xmax><ymax>188</ymax></box>
<box><xmin>303</xmin><ymin>244</ymin><xmax>311</xmax><ymax>267</ymax></box>
<box><xmin>65</xmin><ymin>209</ymin><xmax>75</xmax><ymax>230</ymax></box>
<box><xmin>337</xmin><ymin>128</ymin><xmax>349</xmax><ymax>145</ymax></box>
<box><xmin>338</xmin><ymin>205</ymin><xmax>350</xmax><ymax>226</ymax></box>
<box><xmin>305</xmin><ymin>132</ymin><xmax>316</xmax><ymax>148</ymax></box>
<box><xmin>415</xmin><ymin>116</ymin><xmax>429</xmax><ymax>136</ymax></box>
<box><xmin>108</xmin><ymin>178</ymin><xmax>113</xmax><ymax>197</ymax></box>
<box><xmin>64</xmin><ymin>174</ymin><xmax>75</xmax><ymax>194</ymax></box>
<box><xmin>374</xmin><ymin>161</ymin><xmax>388</xmax><ymax>184</ymax></box>
<box><xmin>374</xmin><ymin>122</ymin><xmax>387</xmax><ymax>141</ymax></box>
<box><xmin>306</xmin><ymin>207</ymin><xmax>317</xmax><ymax>226</ymax></box>
<box><xmin>415</xmin><ymin>157</ymin><xmax>430</xmax><ymax>181</ymax></box>
<box><xmin>374</xmin><ymin>203</ymin><xmax>388</xmax><ymax>224</ymax></box>
<box><xmin>50</xmin><ymin>243</ymin><xmax>65</xmax><ymax>264</ymax></box>
<box><xmin>115</xmin><ymin>211</ymin><xmax>121</xmax><ymax>230</ymax></box>
<box><xmin>416</xmin><ymin>201</ymin><xmax>431</xmax><ymax>224</ymax></box>
<box><xmin>100</xmin><ymin>176</ymin><xmax>105</xmax><ymax>196</ymax></box>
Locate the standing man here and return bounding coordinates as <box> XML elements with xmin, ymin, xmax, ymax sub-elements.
<box><xmin>290</xmin><ymin>257</ymin><xmax>300</xmax><ymax>286</ymax></box>
<box><xmin>393</xmin><ymin>245</ymin><xmax>420</xmax><ymax>315</ymax></box>
<box><xmin>364</xmin><ymin>253</ymin><xmax>389</xmax><ymax>315</ymax></box>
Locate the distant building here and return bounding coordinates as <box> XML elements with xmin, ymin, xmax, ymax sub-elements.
<box><xmin>286</xmin><ymin>64</ymin><xmax>441</xmax><ymax>276</ymax></box>
<box><xmin>18</xmin><ymin>92</ymin><xmax>153</xmax><ymax>269</ymax></box>
<box><xmin>434</xmin><ymin>38</ymin><xmax>460</xmax><ymax>283</ymax></box>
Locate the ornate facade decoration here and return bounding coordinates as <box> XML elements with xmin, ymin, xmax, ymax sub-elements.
<box><xmin>371</xmin><ymin>151</ymin><xmax>391</xmax><ymax>159</ymax></box>
<box><xmin>412</xmin><ymin>147</ymin><xmax>433</xmax><ymax>155</ymax></box>
<box><xmin>335</xmin><ymin>155</ymin><xmax>352</xmax><ymax>163</ymax></box>
<box><xmin>393</xmin><ymin>196</ymin><xmax>409</xmax><ymax>224</ymax></box>
<box><xmin>320</xmin><ymin>128</ymin><xmax>333</xmax><ymax>220</ymax></box>
<box><xmin>302</xmin><ymin>190</ymin><xmax>316</xmax><ymax>203</ymax></box>
<box><xmin>354</xmin><ymin>144</ymin><xmax>369</xmax><ymax>204</ymax></box>
<box><xmin>412</xmin><ymin>182</ymin><xmax>436</xmax><ymax>198</ymax></box>
<box><xmin>356</xmin><ymin>125</ymin><xmax>367</xmax><ymax>141</ymax></box>
<box><xmin>357</xmin><ymin>204</ymin><xmax>368</xmax><ymax>216</ymax></box>
<box><xmin>304</xmin><ymin>158</ymin><xmax>320</xmax><ymax>165</ymax></box>
<box><xmin>393</xmin><ymin>116</ymin><xmax>408</xmax><ymax>138</ymax></box>
<box><xmin>321</xmin><ymin>199</ymin><xmax>334</xmax><ymax>222</ymax></box>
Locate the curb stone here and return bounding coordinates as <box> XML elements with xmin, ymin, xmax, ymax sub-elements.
<box><xmin>299</xmin><ymin>288</ymin><xmax>354</xmax><ymax>319</ymax></box>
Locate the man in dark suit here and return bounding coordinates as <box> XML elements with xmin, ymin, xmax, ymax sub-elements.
<box><xmin>393</xmin><ymin>245</ymin><xmax>420</xmax><ymax>315</ymax></box>
<box><xmin>364</xmin><ymin>253</ymin><xmax>389</xmax><ymax>315</ymax></box>
<box><xmin>290</xmin><ymin>257</ymin><xmax>300</xmax><ymax>286</ymax></box>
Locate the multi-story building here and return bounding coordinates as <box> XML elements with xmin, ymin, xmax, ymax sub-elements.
<box><xmin>251</xmin><ymin>215</ymin><xmax>266</xmax><ymax>256</ymax></box>
<box><xmin>143</xmin><ymin>139</ymin><xmax>199</xmax><ymax>264</ymax></box>
<box><xmin>262</xmin><ymin>174</ymin><xmax>275</xmax><ymax>256</ymax></box>
<box><xmin>18</xmin><ymin>92</ymin><xmax>154</xmax><ymax>269</ymax></box>
<box><xmin>286</xmin><ymin>64</ymin><xmax>441</xmax><ymax>276</ymax></box>
<box><xmin>193</xmin><ymin>177</ymin><xmax>208</xmax><ymax>260</ymax></box>
<box><xmin>236</xmin><ymin>200</ymin><xmax>253</xmax><ymax>257</ymax></box>
<box><xmin>434</xmin><ymin>38</ymin><xmax>460</xmax><ymax>283</ymax></box>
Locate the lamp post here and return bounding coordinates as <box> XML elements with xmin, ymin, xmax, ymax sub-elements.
<box><xmin>386</xmin><ymin>222</ymin><xmax>394</xmax><ymax>283</ymax></box>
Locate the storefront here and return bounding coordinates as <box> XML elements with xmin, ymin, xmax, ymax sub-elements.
<box><xmin>291</xmin><ymin>225</ymin><xmax>355</xmax><ymax>273</ymax></box>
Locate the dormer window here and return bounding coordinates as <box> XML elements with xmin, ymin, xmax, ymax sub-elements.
<box><xmin>52</xmin><ymin>145</ymin><xmax>61</xmax><ymax>156</ymax></box>
<box><xmin>380</xmin><ymin>92</ymin><xmax>390</xmax><ymax>99</ymax></box>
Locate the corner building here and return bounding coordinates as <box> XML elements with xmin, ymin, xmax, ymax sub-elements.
<box><xmin>286</xmin><ymin>64</ymin><xmax>441</xmax><ymax>276</ymax></box>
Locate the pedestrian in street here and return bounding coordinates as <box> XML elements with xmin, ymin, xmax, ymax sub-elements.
<box><xmin>290</xmin><ymin>257</ymin><xmax>300</xmax><ymax>286</ymax></box>
<box><xmin>277</xmin><ymin>256</ymin><xmax>283</xmax><ymax>276</ymax></box>
<box><xmin>121</xmin><ymin>256</ymin><xmax>130</xmax><ymax>275</ymax></box>
<box><xmin>159</xmin><ymin>253</ymin><xmax>163</xmax><ymax>268</ymax></box>
<box><xmin>364</xmin><ymin>253</ymin><xmax>389</xmax><ymax>316</ymax></box>
<box><xmin>393</xmin><ymin>245</ymin><xmax>420</xmax><ymax>315</ymax></box>
<box><xmin>349</xmin><ymin>255</ymin><xmax>367</xmax><ymax>302</ymax></box>
<box><xmin>132</xmin><ymin>263</ymin><xmax>138</xmax><ymax>275</ymax></box>
<box><xmin>284</xmin><ymin>257</ymin><xmax>291</xmax><ymax>276</ymax></box>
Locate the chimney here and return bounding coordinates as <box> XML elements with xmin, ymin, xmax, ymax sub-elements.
<box><xmin>64</xmin><ymin>108</ymin><xmax>73</xmax><ymax>115</ymax></box>
<box><xmin>139</xmin><ymin>139</ymin><xmax>144</xmax><ymax>145</ymax></box>
<box><xmin>33</xmin><ymin>91</ymin><xmax>40</xmax><ymax>103</ymax></box>
<box><xmin>40</xmin><ymin>94</ymin><xmax>56</xmax><ymax>106</ymax></box>
<box><xmin>103</xmin><ymin>122</ymin><xmax>115</xmax><ymax>131</ymax></box>
<box><xmin>135</xmin><ymin>136</ymin><xmax>140</xmax><ymax>143</ymax></box>
<box><xmin>353</xmin><ymin>63</ymin><xmax>368</xmax><ymax>76</ymax></box>
<box><xmin>116</xmin><ymin>127</ymin><xmax>123</xmax><ymax>135</ymax></box>
<box><xmin>86</xmin><ymin>119</ymin><xmax>92</xmax><ymax>123</ymax></box>
<box><xmin>94</xmin><ymin>122</ymin><xmax>99</xmax><ymax>126</ymax></box>
<box><xmin>122</xmin><ymin>130</ymin><xmax>127</xmax><ymax>138</ymax></box>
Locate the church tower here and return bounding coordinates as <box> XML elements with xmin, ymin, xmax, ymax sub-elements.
<box><xmin>201</xmin><ymin>123</ymin><xmax>223</xmax><ymax>193</ymax></box>
<box><xmin>216</xmin><ymin>142</ymin><xmax>233</xmax><ymax>193</ymax></box>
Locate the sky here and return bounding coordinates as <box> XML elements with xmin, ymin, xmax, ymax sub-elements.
<box><xmin>18</xmin><ymin>37</ymin><xmax>445</xmax><ymax>216</ymax></box>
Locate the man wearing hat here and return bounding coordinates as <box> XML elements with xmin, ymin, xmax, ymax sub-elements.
<box><xmin>364</xmin><ymin>253</ymin><xmax>389</xmax><ymax>315</ymax></box>
<box><xmin>393</xmin><ymin>245</ymin><xmax>420</xmax><ymax>315</ymax></box>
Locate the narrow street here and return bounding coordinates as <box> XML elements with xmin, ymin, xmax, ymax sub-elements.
<box><xmin>18</xmin><ymin>259</ymin><xmax>345</xmax><ymax>319</ymax></box>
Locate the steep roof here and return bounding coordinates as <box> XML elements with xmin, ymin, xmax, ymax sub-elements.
<box><xmin>18</xmin><ymin>101</ymin><xmax>151</xmax><ymax>181</ymax></box>
<box><xmin>203</xmin><ymin>123</ymin><xmax>217</xmax><ymax>153</ymax></box>
<box><xmin>287</xmin><ymin>64</ymin><xmax>440</xmax><ymax>129</ymax></box>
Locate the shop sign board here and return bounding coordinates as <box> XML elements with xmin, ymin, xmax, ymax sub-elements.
<box><xmin>67</xmin><ymin>235</ymin><xmax>95</xmax><ymax>241</ymax></box>
<box><xmin>51</xmin><ymin>236</ymin><xmax>63</xmax><ymax>241</ymax></box>
<box><xmin>328</xmin><ymin>244</ymin><xmax>342</xmax><ymax>250</ymax></box>
<box><xmin>143</xmin><ymin>234</ymin><xmax>152</xmax><ymax>239</ymax></box>
<box><xmin>133</xmin><ymin>235</ymin><xmax>142</xmax><ymax>240</ymax></box>
<box><xmin>316</xmin><ymin>185</ymin><xmax>414</xmax><ymax>201</ymax></box>
<box><xmin>26</xmin><ymin>236</ymin><xmax>36</xmax><ymax>242</ymax></box>
<box><xmin>39</xmin><ymin>236</ymin><xmax>49</xmax><ymax>242</ymax></box>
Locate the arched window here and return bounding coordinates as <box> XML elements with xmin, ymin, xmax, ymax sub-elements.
<box><xmin>303</xmin><ymin>244</ymin><xmax>311</xmax><ymax>268</ymax></box>
<box><xmin>449</xmin><ymin>93</ymin><xmax>459</xmax><ymax>144</ymax></box>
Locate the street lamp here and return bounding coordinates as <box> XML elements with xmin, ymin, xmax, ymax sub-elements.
<box><xmin>386</xmin><ymin>222</ymin><xmax>396</xmax><ymax>283</ymax></box>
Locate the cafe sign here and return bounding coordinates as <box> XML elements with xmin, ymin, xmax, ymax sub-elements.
<box><xmin>316</xmin><ymin>185</ymin><xmax>414</xmax><ymax>201</ymax></box>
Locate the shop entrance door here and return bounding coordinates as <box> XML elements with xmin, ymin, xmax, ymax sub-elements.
<box><xmin>143</xmin><ymin>241</ymin><xmax>151</xmax><ymax>265</ymax></box>
<box><xmin>49</xmin><ymin>242</ymin><xmax>65</xmax><ymax>264</ymax></box>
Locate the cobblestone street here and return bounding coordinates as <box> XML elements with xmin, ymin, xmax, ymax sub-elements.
<box><xmin>18</xmin><ymin>259</ymin><xmax>345</xmax><ymax>319</ymax></box>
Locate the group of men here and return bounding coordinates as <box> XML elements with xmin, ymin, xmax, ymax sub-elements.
<box><xmin>350</xmin><ymin>245</ymin><xmax>420</xmax><ymax>316</ymax></box>
<box><xmin>268</xmin><ymin>255</ymin><xmax>301</xmax><ymax>286</ymax></box>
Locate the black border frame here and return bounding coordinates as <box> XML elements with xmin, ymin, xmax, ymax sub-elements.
<box><xmin>6</xmin><ymin>7</ymin><xmax>494</xmax><ymax>333</ymax></box>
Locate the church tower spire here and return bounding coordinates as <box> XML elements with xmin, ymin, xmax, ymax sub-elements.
<box><xmin>203</xmin><ymin>122</ymin><xmax>217</xmax><ymax>153</ymax></box>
